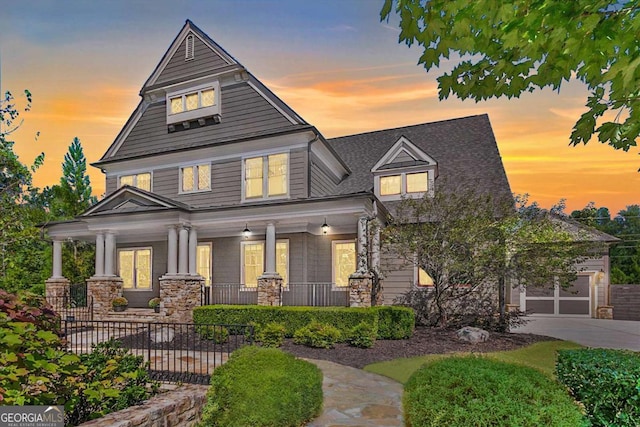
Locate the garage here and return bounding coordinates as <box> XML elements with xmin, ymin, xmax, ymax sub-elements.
<box><xmin>520</xmin><ymin>275</ymin><xmax>592</xmax><ymax>317</ymax></box>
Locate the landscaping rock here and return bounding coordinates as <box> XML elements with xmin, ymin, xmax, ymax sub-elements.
<box><xmin>456</xmin><ymin>326</ymin><xmax>490</xmax><ymax>343</ymax></box>
<box><xmin>150</xmin><ymin>327</ymin><xmax>175</xmax><ymax>343</ymax></box>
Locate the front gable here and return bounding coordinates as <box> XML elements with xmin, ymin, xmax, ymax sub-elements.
<box><xmin>83</xmin><ymin>186</ymin><xmax>189</xmax><ymax>216</ymax></box>
<box><xmin>371</xmin><ymin>136</ymin><xmax>437</xmax><ymax>172</ymax></box>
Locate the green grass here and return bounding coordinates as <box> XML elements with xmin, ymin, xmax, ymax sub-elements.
<box><xmin>364</xmin><ymin>340</ymin><xmax>583</xmax><ymax>384</ymax></box>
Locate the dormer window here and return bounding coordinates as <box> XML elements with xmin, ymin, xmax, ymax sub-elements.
<box><xmin>166</xmin><ymin>81</ymin><xmax>221</xmax><ymax>127</ymax></box>
<box><xmin>119</xmin><ymin>172</ymin><xmax>151</xmax><ymax>191</ymax></box>
<box><xmin>380</xmin><ymin>172</ymin><xmax>428</xmax><ymax>196</ymax></box>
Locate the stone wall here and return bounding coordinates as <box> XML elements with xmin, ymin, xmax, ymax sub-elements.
<box><xmin>611</xmin><ymin>284</ymin><xmax>640</xmax><ymax>320</ymax></box>
<box><xmin>87</xmin><ymin>277</ymin><xmax>123</xmax><ymax>320</ymax></box>
<box><xmin>160</xmin><ymin>275</ymin><xmax>205</xmax><ymax>322</ymax></box>
<box><xmin>257</xmin><ymin>275</ymin><xmax>282</xmax><ymax>306</ymax></box>
<box><xmin>45</xmin><ymin>278</ymin><xmax>70</xmax><ymax>301</ymax></box>
<box><xmin>349</xmin><ymin>272</ymin><xmax>372</xmax><ymax>308</ymax></box>
<box><xmin>79</xmin><ymin>384</ymin><xmax>208</xmax><ymax>427</ymax></box>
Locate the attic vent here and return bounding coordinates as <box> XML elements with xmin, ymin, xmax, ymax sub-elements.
<box><xmin>185</xmin><ymin>34</ymin><xmax>194</xmax><ymax>61</ymax></box>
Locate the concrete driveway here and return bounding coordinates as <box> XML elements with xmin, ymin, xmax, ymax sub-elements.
<box><xmin>512</xmin><ymin>317</ymin><xmax>640</xmax><ymax>351</ymax></box>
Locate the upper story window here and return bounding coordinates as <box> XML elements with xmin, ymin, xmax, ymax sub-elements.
<box><xmin>379</xmin><ymin>172</ymin><xmax>429</xmax><ymax>196</ymax></box>
<box><xmin>181</xmin><ymin>164</ymin><xmax>210</xmax><ymax>193</ymax></box>
<box><xmin>243</xmin><ymin>153</ymin><xmax>288</xmax><ymax>200</ymax></box>
<box><xmin>166</xmin><ymin>81</ymin><xmax>220</xmax><ymax>126</ymax></box>
<box><xmin>119</xmin><ymin>172</ymin><xmax>151</xmax><ymax>191</ymax></box>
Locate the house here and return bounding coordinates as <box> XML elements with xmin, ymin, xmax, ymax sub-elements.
<box><xmin>43</xmin><ymin>20</ymin><xmax>614</xmax><ymax>321</ymax></box>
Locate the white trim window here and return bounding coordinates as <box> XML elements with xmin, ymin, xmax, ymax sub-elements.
<box><xmin>119</xmin><ymin>247</ymin><xmax>152</xmax><ymax>290</ymax></box>
<box><xmin>332</xmin><ymin>240</ymin><xmax>356</xmax><ymax>287</ymax></box>
<box><xmin>166</xmin><ymin>82</ymin><xmax>220</xmax><ymax>125</ymax></box>
<box><xmin>414</xmin><ymin>266</ymin><xmax>434</xmax><ymax>287</ymax></box>
<box><xmin>119</xmin><ymin>172</ymin><xmax>152</xmax><ymax>191</ymax></box>
<box><xmin>379</xmin><ymin>171</ymin><xmax>429</xmax><ymax>197</ymax></box>
<box><xmin>180</xmin><ymin>164</ymin><xmax>210</xmax><ymax>193</ymax></box>
<box><xmin>243</xmin><ymin>153</ymin><xmax>289</xmax><ymax>201</ymax></box>
<box><xmin>240</xmin><ymin>240</ymin><xmax>289</xmax><ymax>287</ymax></box>
<box><xmin>197</xmin><ymin>243</ymin><xmax>212</xmax><ymax>286</ymax></box>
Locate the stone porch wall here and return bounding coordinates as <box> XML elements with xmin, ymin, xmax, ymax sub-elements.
<box><xmin>79</xmin><ymin>384</ymin><xmax>208</xmax><ymax>427</ymax></box>
<box><xmin>160</xmin><ymin>275</ymin><xmax>205</xmax><ymax>323</ymax></box>
<box><xmin>87</xmin><ymin>277</ymin><xmax>123</xmax><ymax>319</ymax></box>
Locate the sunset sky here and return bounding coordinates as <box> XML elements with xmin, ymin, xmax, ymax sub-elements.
<box><xmin>2</xmin><ymin>0</ymin><xmax>638</xmax><ymax>216</ymax></box>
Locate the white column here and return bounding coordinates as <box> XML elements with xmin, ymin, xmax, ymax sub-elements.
<box><xmin>265</xmin><ymin>222</ymin><xmax>276</xmax><ymax>274</ymax></box>
<box><xmin>167</xmin><ymin>226</ymin><xmax>178</xmax><ymax>275</ymax></box>
<box><xmin>189</xmin><ymin>227</ymin><xmax>198</xmax><ymax>275</ymax></box>
<box><xmin>357</xmin><ymin>216</ymin><xmax>368</xmax><ymax>272</ymax></box>
<box><xmin>178</xmin><ymin>226</ymin><xmax>189</xmax><ymax>275</ymax></box>
<box><xmin>104</xmin><ymin>232</ymin><xmax>116</xmax><ymax>276</ymax></box>
<box><xmin>95</xmin><ymin>232</ymin><xmax>105</xmax><ymax>277</ymax></box>
<box><xmin>371</xmin><ymin>220</ymin><xmax>380</xmax><ymax>274</ymax></box>
<box><xmin>52</xmin><ymin>239</ymin><xmax>63</xmax><ymax>278</ymax></box>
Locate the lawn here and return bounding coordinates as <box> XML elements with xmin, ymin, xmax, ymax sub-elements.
<box><xmin>363</xmin><ymin>340</ymin><xmax>583</xmax><ymax>383</ymax></box>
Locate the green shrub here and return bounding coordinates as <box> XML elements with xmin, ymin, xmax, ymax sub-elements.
<box><xmin>293</xmin><ymin>321</ymin><xmax>341</xmax><ymax>349</ymax></box>
<box><xmin>557</xmin><ymin>348</ymin><xmax>640</xmax><ymax>427</ymax></box>
<box><xmin>196</xmin><ymin>325</ymin><xmax>229</xmax><ymax>344</ymax></box>
<box><xmin>200</xmin><ymin>346</ymin><xmax>322</xmax><ymax>426</ymax></box>
<box><xmin>347</xmin><ymin>322</ymin><xmax>376</xmax><ymax>348</ymax></box>
<box><xmin>404</xmin><ymin>356</ymin><xmax>588</xmax><ymax>427</ymax></box>
<box><xmin>258</xmin><ymin>322</ymin><xmax>286</xmax><ymax>348</ymax></box>
<box><xmin>193</xmin><ymin>305</ymin><xmax>381</xmax><ymax>341</ymax></box>
<box><xmin>372</xmin><ymin>306</ymin><xmax>414</xmax><ymax>339</ymax></box>
<box><xmin>66</xmin><ymin>339</ymin><xmax>158</xmax><ymax>425</ymax></box>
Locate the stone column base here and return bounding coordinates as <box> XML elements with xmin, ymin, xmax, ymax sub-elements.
<box><xmin>160</xmin><ymin>275</ymin><xmax>205</xmax><ymax>323</ymax></box>
<box><xmin>257</xmin><ymin>274</ymin><xmax>283</xmax><ymax>306</ymax></box>
<box><xmin>87</xmin><ymin>277</ymin><xmax>124</xmax><ymax>320</ymax></box>
<box><xmin>596</xmin><ymin>305</ymin><xmax>614</xmax><ymax>319</ymax></box>
<box><xmin>349</xmin><ymin>272</ymin><xmax>373</xmax><ymax>308</ymax></box>
<box><xmin>45</xmin><ymin>277</ymin><xmax>70</xmax><ymax>304</ymax></box>
<box><xmin>506</xmin><ymin>304</ymin><xmax>520</xmax><ymax>313</ymax></box>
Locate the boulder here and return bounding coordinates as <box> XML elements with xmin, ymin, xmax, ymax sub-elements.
<box><xmin>150</xmin><ymin>327</ymin><xmax>175</xmax><ymax>343</ymax></box>
<box><xmin>456</xmin><ymin>326</ymin><xmax>490</xmax><ymax>344</ymax></box>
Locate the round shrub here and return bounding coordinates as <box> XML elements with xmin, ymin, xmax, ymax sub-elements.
<box><xmin>404</xmin><ymin>356</ymin><xmax>588</xmax><ymax>427</ymax></box>
<box><xmin>258</xmin><ymin>322</ymin><xmax>286</xmax><ymax>348</ymax></box>
<box><xmin>200</xmin><ymin>346</ymin><xmax>322</xmax><ymax>426</ymax></box>
<box><xmin>347</xmin><ymin>321</ymin><xmax>376</xmax><ymax>348</ymax></box>
<box><xmin>293</xmin><ymin>320</ymin><xmax>341</xmax><ymax>349</ymax></box>
<box><xmin>196</xmin><ymin>325</ymin><xmax>229</xmax><ymax>344</ymax></box>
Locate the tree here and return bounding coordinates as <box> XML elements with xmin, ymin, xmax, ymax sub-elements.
<box><xmin>385</xmin><ymin>187</ymin><xmax>600</xmax><ymax>330</ymax></box>
<box><xmin>381</xmin><ymin>1</ymin><xmax>640</xmax><ymax>159</ymax></box>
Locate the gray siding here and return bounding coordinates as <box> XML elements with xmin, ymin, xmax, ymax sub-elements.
<box><xmin>290</xmin><ymin>149</ymin><xmax>308</xmax><ymax>199</ymax></box>
<box><xmin>119</xmin><ymin>241</ymin><xmax>166</xmax><ymax>308</ymax></box>
<box><xmin>380</xmin><ymin>252</ymin><xmax>415</xmax><ymax>304</ymax></box>
<box><xmin>106</xmin><ymin>176</ymin><xmax>117</xmax><ymax>195</ymax></box>
<box><xmin>309</xmin><ymin>234</ymin><xmax>356</xmax><ymax>283</ymax></box>
<box><xmin>155</xmin><ymin>33</ymin><xmax>229</xmax><ymax>86</ymax></box>
<box><xmin>112</xmin><ymin>84</ymin><xmax>300</xmax><ymax>160</ymax></box>
<box><xmin>310</xmin><ymin>161</ymin><xmax>338</xmax><ymax>197</ymax></box>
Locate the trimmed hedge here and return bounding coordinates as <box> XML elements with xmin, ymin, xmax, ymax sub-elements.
<box><xmin>194</xmin><ymin>305</ymin><xmax>378</xmax><ymax>342</ymax></box>
<box><xmin>193</xmin><ymin>305</ymin><xmax>414</xmax><ymax>340</ymax></box>
<box><xmin>404</xmin><ymin>357</ymin><xmax>588</xmax><ymax>427</ymax></box>
<box><xmin>557</xmin><ymin>348</ymin><xmax>640</xmax><ymax>427</ymax></box>
<box><xmin>199</xmin><ymin>346</ymin><xmax>322</xmax><ymax>426</ymax></box>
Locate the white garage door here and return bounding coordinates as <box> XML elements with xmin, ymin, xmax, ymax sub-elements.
<box><xmin>522</xmin><ymin>275</ymin><xmax>591</xmax><ymax>316</ymax></box>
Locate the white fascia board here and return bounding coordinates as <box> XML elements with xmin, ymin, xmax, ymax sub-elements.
<box><xmin>310</xmin><ymin>139</ymin><xmax>349</xmax><ymax>181</ymax></box>
<box><xmin>102</xmin><ymin>131</ymin><xmax>315</xmax><ymax>176</ymax></box>
<box><xmin>371</xmin><ymin>136</ymin><xmax>437</xmax><ymax>172</ymax></box>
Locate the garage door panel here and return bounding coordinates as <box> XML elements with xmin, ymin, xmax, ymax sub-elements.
<box><xmin>559</xmin><ymin>276</ymin><xmax>590</xmax><ymax>298</ymax></box>
<box><xmin>559</xmin><ymin>300</ymin><xmax>590</xmax><ymax>315</ymax></box>
<box><xmin>526</xmin><ymin>300</ymin><xmax>554</xmax><ymax>314</ymax></box>
<box><xmin>527</xmin><ymin>286</ymin><xmax>555</xmax><ymax>297</ymax></box>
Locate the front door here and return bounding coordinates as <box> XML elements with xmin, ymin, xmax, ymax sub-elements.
<box><xmin>119</xmin><ymin>247</ymin><xmax>157</xmax><ymax>308</ymax></box>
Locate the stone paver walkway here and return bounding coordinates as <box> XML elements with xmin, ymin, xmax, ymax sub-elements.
<box><xmin>306</xmin><ymin>359</ymin><xmax>403</xmax><ymax>427</ymax></box>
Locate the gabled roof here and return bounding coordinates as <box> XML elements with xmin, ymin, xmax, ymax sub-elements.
<box><xmin>328</xmin><ymin>114</ymin><xmax>511</xmax><ymax>199</ymax></box>
<box><xmin>371</xmin><ymin>135</ymin><xmax>437</xmax><ymax>172</ymax></box>
<box><xmin>83</xmin><ymin>185</ymin><xmax>190</xmax><ymax>217</ymax></box>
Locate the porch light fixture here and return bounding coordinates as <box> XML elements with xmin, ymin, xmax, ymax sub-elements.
<box><xmin>321</xmin><ymin>218</ymin><xmax>329</xmax><ymax>235</ymax></box>
<box><xmin>242</xmin><ymin>224</ymin><xmax>251</xmax><ymax>239</ymax></box>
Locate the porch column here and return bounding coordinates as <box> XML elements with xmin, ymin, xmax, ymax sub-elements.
<box><xmin>356</xmin><ymin>216</ymin><xmax>368</xmax><ymax>273</ymax></box>
<box><xmin>95</xmin><ymin>232</ymin><xmax>105</xmax><ymax>277</ymax></box>
<box><xmin>167</xmin><ymin>226</ymin><xmax>178</xmax><ymax>275</ymax></box>
<box><xmin>265</xmin><ymin>222</ymin><xmax>276</xmax><ymax>274</ymax></box>
<box><xmin>371</xmin><ymin>220</ymin><xmax>380</xmax><ymax>274</ymax></box>
<box><xmin>188</xmin><ymin>227</ymin><xmax>197</xmax><ymax>275</ymax></box>
<box><xmin>52</xmin><ymin>239</ymin><xmax>63</xmax><ymax>279</ymax></box>
<box><xmin>104</xmin><ymin>232</ymin><xmax>116</xmax><ymax>276</ymax></box>
<box><xmin>178</xmin><ymin>226</ymin><xmax>189</xmax><ymax>275</ymax></box>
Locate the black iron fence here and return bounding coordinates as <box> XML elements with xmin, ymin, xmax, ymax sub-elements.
<box><xmin>201</xmin><ymin>283</ymin><xmax>349</xmax><ymax>307</ymax></box>
<box><xmin>49</xmin><ymin>295</ymin><xmax>93</xmax><ymax>321</ymax></box>
<box><xmin>62</xmin><ymin>320</ymin><xmax>254</xmax><ymax>384</ymax></box>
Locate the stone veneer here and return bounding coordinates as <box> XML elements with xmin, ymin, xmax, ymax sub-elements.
<box><xmin>45</xmin><ymin>277</ymin><xmax>70</xmax><ymax>301</ymax></box>
<box><xmin>159</xmin><ymin>275</ymin><xmax>205</xmax><ymax>323</ymax></box>
<box><xmin>79</xmin><ymin>384</ymin><xmax>208</xmax><ymax>427</ymax></box>
<box><xmin>348</xmin><ymin>272</ymin><xmax>373</xmax><ymax>308</ymax></box>
<box><xmin>257</xmin><ymin>274</ymin><xmax>283</xmax><ymax>306</ymax></box>
<box><xmin>596</xmin><ymin>305</ymin><xmax>614</xmax><ymax>320</ymax></box>
<box><xmin>87</xmin><ymin>277</ymin><xmax>123</xmax><ymax>320</ymax></box>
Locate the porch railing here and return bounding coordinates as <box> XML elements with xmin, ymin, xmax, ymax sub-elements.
<box><xmin>201</xmin><ymin>282</ymin><xmax>349</xmax><ymax>307</ymax></box>
<box><xmin>62</xmin><ymin>320</ymin><xmax>254</xmax><ymax>384</ymax></box>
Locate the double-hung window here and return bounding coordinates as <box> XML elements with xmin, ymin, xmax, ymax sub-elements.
<box><xmin>379</xmin><ymin>172</ymin><xmax>428</xmax><ymax>196</ymax></box>
<box><xmin>244</xmin><ymin>153</ymin><xmax>288</xmax><ymax>200</ymax></box>
<box><xmin>119</xmin><ymin>172</ymin><xmax>151</xmax><ymax>191</ymax></box>
<box><xmin>119</xmin><ymin>248</ymin><xmax>152</xmax><ymax>289</ymax></box>
<box><xmin>181</xmin><ymin>164</ymin><xmax>210</xmax><ymax>193</ymax></box>
<box><xmin>241</xmin><ymin>240</ymin><xmax>289</xmax><ymax>287</ymax></box>
<box><xmin>332</xmin><ymin>240</ymin><xmax>356</xmax><ymax>287</ymax></box>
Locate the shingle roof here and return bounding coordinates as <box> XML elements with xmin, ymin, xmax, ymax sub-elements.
<box><xmin>327</xmin><ymin>114</ymin><xmax>512</xmax><ymax>200</ymax></box>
